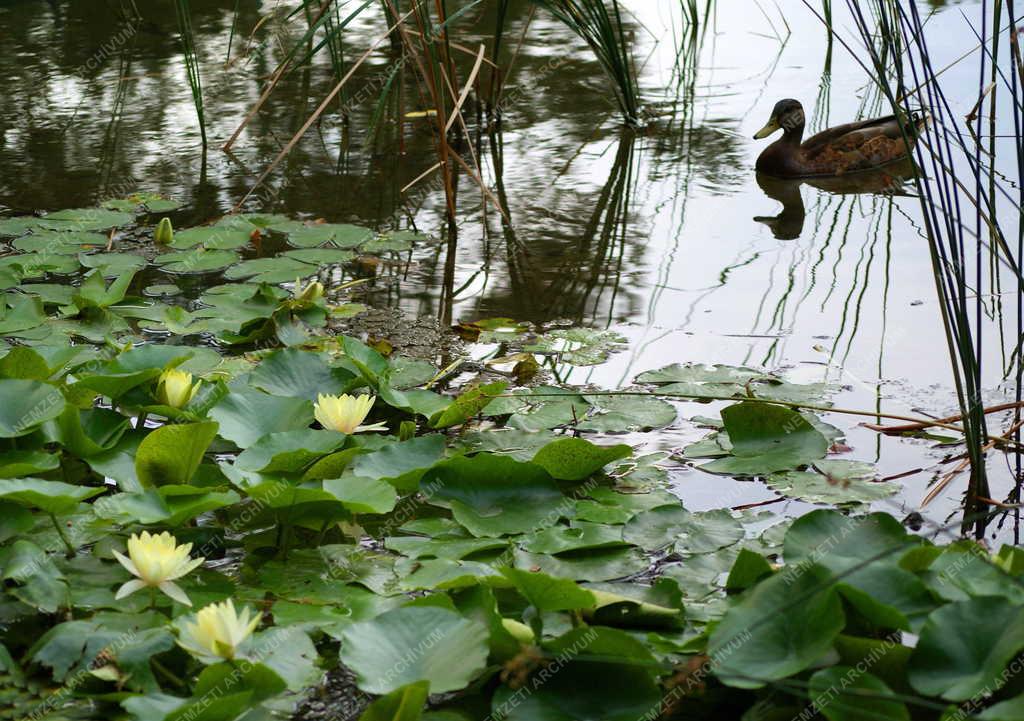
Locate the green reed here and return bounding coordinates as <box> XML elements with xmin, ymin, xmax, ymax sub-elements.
<box><xmin>529</xmin><ymin>0</ymin><xmax>641</xmax><ymax>124</ymax></box>
<box><xmin>173</xmin><ymin>0</ymin><xmax>207</xmax><ymax>149</ymax></box>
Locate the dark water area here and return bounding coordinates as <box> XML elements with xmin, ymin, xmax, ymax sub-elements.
<box><xmin>0</xmin><ymin>0</ymin><xmax>1020</xmax><ymax>538</ymax></box>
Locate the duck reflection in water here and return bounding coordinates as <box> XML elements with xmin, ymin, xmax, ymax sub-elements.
<box><xmin>754</xmin><ymin>158</ymin><xmax>917</xmax><ymax>240</ymax></box>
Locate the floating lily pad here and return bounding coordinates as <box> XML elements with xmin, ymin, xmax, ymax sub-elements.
<box><xmin>13</xmin><ymin>231</ymin><xmax>108</xmax><ymax>254</ymax></box>
<box><xmin>699</xmin><ymin>402</ymin><xmax>829</xmax><ymax>476</ymax></box>
<box><xmin>79</xmin><ymin>252</ymin><xmax>147</xmax><ymax>277</ymax></box>
<box><xmin>526</xmin><ymin>328</ymin><xmax>627</xmax><ymax>366</ymax></box>
<box><xmin>767</xmin><ymin>461</ymin><xmax>897</xmax><ymax>506</ymax></box>
<box><xmin>37</xmin><ymin>208</ymin><xmax>135</xmax><ymax>232</ymax></box>
<box><xmin>361</xmin><ymin>235</ymin><xmax>413</xmax><ymax>253</ymax></box>
<box><xmin>143</xmin><ymin>283</ymin><xmax>181</xmax><ymax>297</ymax></box>
<box><xmin>339</xmin><ymin>606</ymin><xmax>489</xmax><ymax>694</ymax></box>
<box><xmin>282</xmin><ymin>248</ymin><xmax>356</xmax><ymax>265</ymax></box>
<box><xmin>169</xmin><ymin>227</ymin><xmax>253</xmax><ymax>250</ymax></box>
<box><xmin>270</xmin><ymin>222</ymin><xmax>374</xmax><ymax>249</ymax></box>
<box><xmin>223</xmin><ymin>256</ymin><xmax>316</xmax><ymax>284</ymax></box>
<box><xmin>154</xmin><ymin>249</ymin><xmax>239</xmax><ymax>274</ymax></box>
<box><xmin>578</xmin><ymin>393</ymin><xmax>677</xmax><ymax>433</ymax></box>
<box><xmin>423</xmin><ymin>455</ymin><xmax>567</xmax><ymax>537</ymax></box>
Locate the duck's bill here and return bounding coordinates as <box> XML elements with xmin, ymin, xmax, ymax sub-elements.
<box><xmin>753</xmin><ymin>118</ymin><xmax>780</xmax><ymax>139</ymax></box>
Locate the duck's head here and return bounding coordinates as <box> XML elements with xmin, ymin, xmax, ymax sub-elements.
<box><xmin>754</xmin><ymin>99</ymin><xmax>805</xmax><ymax>139</ymax></box>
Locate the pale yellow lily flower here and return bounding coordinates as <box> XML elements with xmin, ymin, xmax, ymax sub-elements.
<box><xmin>156</xmin><ymin>367</ymin><xmax>200</xmax><ymax>409</ymax></box>
<box><xmin>177</xmin><ymin>599</ymin><xmax>261</xmax><ymax>663</ymax></box>
<box><xmin>113</xmin><ymin>531</ymin><xmax>204</xmax><ymax>606</ymax></box>
<box><xmin>314</xmin><ymin>393</ymin><xmax>388</xmax><ymax>434</ymax></box>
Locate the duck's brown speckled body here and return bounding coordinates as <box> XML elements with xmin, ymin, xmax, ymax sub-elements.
<box><xmin>754</xmin><ymin>99</ymin><xmax>927</xmax><ymax>178</ymax></box>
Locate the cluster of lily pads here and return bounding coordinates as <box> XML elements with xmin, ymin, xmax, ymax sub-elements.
<box><xmin>1</xmin><ymin>203</ymin><xmax>1023</xmax><ymax>721</ymax></box>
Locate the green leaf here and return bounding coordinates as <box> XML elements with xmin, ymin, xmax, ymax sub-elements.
<box><xmin>38</xmin><ymin>208</ymin><xmax>135</xmax><ymax>231</ymax></box>
<box><xmin>350</xmin><ymin>436</ymin><xmax>446</xmax><ymax>492</ymax></box>
<box><xmin>908</xmin><ymin>598</ymin><xmax>1024</xmax><ymax>701</ymax></box>
<box><xmin>809</xmin><ymin>667</ymin><xmax>910</xmax><ymax>721</ymax></box>
<box><xmin>249</xmin><ymin>348</ymin><xmax>356</xmax><ymax>400</ymax></box>
<box><xmin>500</xmin><ymin>568</ymin><xmax>596</xmax><ymax>611</ymax></box>
<box><xmin>531</xmin><ymin>437</ymin><xmax>631</xmax><ymax>481</ymax></box>
<box><xmin>0</xmin><ymin>450</ymin><xmax>60</xmax><ymax>478</ymax></box>
<box><xmin>525</xmin><ymin>328</ymin><xmax>627</xmax><ymax>366</ymax></box>
<box><xmin>0</xmin><ymin>379</ymin><xmax>66</xmax><ymax>437</ymax></box>
<box><xmin>489</xmin><ymin>660</ymin><xmax>661</xmax><ymax>721</ymax></box>
<box><xmin>339</xmin><ymin>606</ymin><xmax>489</xmax><ymax>694</ymax></box>
<box><xmin>708</xmin><ymin>564</ymin><xmax>846</xmax><ymax>688</ymax></box>
<box><xmin>234</xmin><ymin>429</ymin><xmax>345</xmax><ymax>474</ymax></box>
<box><xmin>358</xmin><ymin>681</ymin><xmax>430</xmax><ymax>721</ymax></box>
<box><xmin>79</xmin><ymin>252</ymin><xmax>147</xmax><ymax>277</ymax></box>
<box><xmin>209</xmin><ymin>390</ymin><xmax>313</xmax><ymax>447</ymax></box>
<box><xmin>519</xmin><ymin>521</ymin><xmax>628</xmax><ymax>554</ymax></box>
<box><xmin>700</xmin><ymin>402</ymin><xmax>829</xmax><ymax>475</ymax></box>
<box><xmin>154</xmin><ymin>249</ymin><xmax>239</xmax><ymax>274</ymax></box>
<box><xmin>0</xmin><ymin>478</ymin><xmax>104</xmax><ymax>514</ymax></box>
<box><xmin>977</xmin><ymin>694</ymin><xmax>1024</xmax><ymax>720</ymax></box>
<box><xmin>272</xmin><ymin>222</ymin><xmax>374</xmax><ymax>249</ymax></box>
<box><xmin>135</xmin><ymin>422</ymin><xmax>219</xmax><ymax>487</ymax></box>
<box><xmin>423</xmin><ymin>455</ymin><xmax>567</xmax><ymax>537</ymax></box>
<box><xmin>767</xmin><ymin>464</ymin><xmax>898</xmax><ymax>506</ymax></box>
<box><xmin>324</xmin><ymin>475</ymin><xmax>398</xmax><ymax>514</ymax></box>
<box><xmin>577</xmin><ymin>394</ymin><xmax>677</xmax><ymax>432</ymax></box>
<box><xmin>169</xmin><ymin>227</ymin><xmax>253</xmax><ymax>250</ymax></box>
<box><xmin>725</xmin><ymin>548</ymin><xmax>775</xmax><ymax>592</ymax></box>
<box><xmin>430</xmin><ymin>381</ymin><xmax>508</xmax><ymax>429</ymax></box>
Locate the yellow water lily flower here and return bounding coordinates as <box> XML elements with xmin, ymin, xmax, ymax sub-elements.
<box><xmin>314</xmin><ymin>393</ymin><xmax>388</xmax><ymax>434</ymax></box>
<box><xmin>156</xmin><ymin>367</ymin><xmax>200</xmax><ymax>409</ymax></box>
<box><xmin>113</xmin><ymin>531</ymin><xmax>204</xmax><ymax>606</ymax></box>
<box><xmin>177</xmin><ymin>599</ymin><xmax>260</xmax><ymax>663</ymax></box>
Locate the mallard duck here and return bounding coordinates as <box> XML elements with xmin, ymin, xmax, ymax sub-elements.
<box><xmin>753</xmin><ymin>99</ymin><xmax>926</xmax><ymax>178</ymax></box>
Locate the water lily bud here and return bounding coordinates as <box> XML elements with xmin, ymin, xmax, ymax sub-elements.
<box><xmin>156</xmin><ymin>367</ymin><xmax>200</xmax><ymax>409</ymax></box>
<box><xmin>398</xmin><ymin>420</ymin><xmax>417</xmax><ymax>441</ymax></box>
<box><xmin>296</xmin><ymin>279</ymin><xmax>325</xmax><ymax>303</ymax></box>
<box><xmin>177</xmin><ymin>599</ymin><xmax>260</xmax><ymax>663</ymax></box>
<box><xmin>112</xmin><ymin>530</ymin><xmax>204</xmax><ymax>606</ymax></box>
<box><xmin>154</xmin><ymin>217</ymin><xmax>174</xmax><ymax>245</ymax></box>
<box><xmin>501</xmin><ymin>618</ymin><xmax>535</xmax><ymax>644</ymax></box>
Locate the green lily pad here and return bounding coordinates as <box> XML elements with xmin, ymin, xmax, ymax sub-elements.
<box><xmin>169</xmin><ymin>227</ymin><xmax>253</xmax><ymax>250</ymax></box>
<box><xmin>283</xmin><ymin>248</ymin><xmax>356</xmax><ymax>265</ymax></box>
<box><xmin>13</xmin><ymin>231</ymin><xmax>108</xmax><ymax>254</ymax></box>
<box><xmin>422</xmin><ymin>455</ymin><xmax>567</xmax><ymax>537</ymax></box>
<box><xmin>339</xmin><ymin>606</ymin><xmax>489</xmax><ymax>694</ymax></box>
<box><xmin>209</xmin><ymin>390</ymin><xmax>314</xmax><ymax>447</ymax></box>
<box><xmin>699</xmin><ymin>402</ymin><xmax>829</xmax><ymax>476</ymax></box>
<box><xmin>223</xmin><ymin>256</ymin><xmax>316</xmax><ymax>284</ymax></box>
<box><xmin>154</xmin><ymin>248</ymin><xmax>239</xmax><ymax>274</ymax></box>
<box><xmin>908</xmin><ymin>597</ymin><xmax>1024</xmax><ymax>701</ymax></box>
<box><xmin>37</xmin><ymin>208</ymin><xmax>135</xmax><ymax>232</ymax></box>
<box><xmin>809</xmin><ymin>666</ymin><xmax>910</xmax><ymax>721</ymax></box>
<box><xmin>531</xmin><ymin>437</ymin><xmax>632</xmax><ymax>481</ymax></box>
<box><xmin>0</xmin><ymin>478</ymin><xmax>105</xmax><ymax>515</ymax></box>
<box><xmin>286</xmin><ymin>223</ymin><xmax>374</xmax><ymax>249</ymax></box>
<box><xmin>234</xmin><ymin>429</ymin><xmax>345</xmax><ymax>474</ymax></box>
<box><xmin>248</xmin><ymin>348</ymin><xmax>356</xmax><ymax>401</ymax></box>
<box><xmin>578</xmin><ymin>393</ymin><xmax>677</xmax><ymax>432</ymax></box>
<box><xmin>135</xmin><ymin>422</ymin><xmax>219</xmax><ymax>487</ymax></box>
<box><xmin>0</xmin><ymin>379</ymin><xmax>67</xmax><ymax>436</ymax></box>
<box><xmin>79</xmin><ymin>252</ymin><xmax>147</xmax><ymax>277</ymax></box>
<box><xmin>526</xmin><ymin>328</ymin><xmax>627</xmax><ymax>366</ymax></box>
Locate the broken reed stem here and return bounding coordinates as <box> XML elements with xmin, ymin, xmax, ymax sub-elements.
<box><xmin>922</xmin><ymin>417</ymin><xmax>1024</xmax><ymax>507</ymax></box>
<box><xmin>233</xmin><ymin>7</ymin><xmax>417</xmax><ymax>211</ymax></box>
<box><xmin>862</xmin><ymin>400</ymin><xmax>1024</xmax><ymax>434</ymax></box>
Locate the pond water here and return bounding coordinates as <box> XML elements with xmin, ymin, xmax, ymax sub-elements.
<box><xmin>0</xmin><ymin>0</ymin><xmax>1019</xmax><ymax>540</ymax></box>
